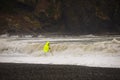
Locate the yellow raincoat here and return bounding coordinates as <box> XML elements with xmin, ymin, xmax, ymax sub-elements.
<box><xmin>43</xmin><ymin>41</ymin><xmax>50</xmax><ymax>53</ymax></box>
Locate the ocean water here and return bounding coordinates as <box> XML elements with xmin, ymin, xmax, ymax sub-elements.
<box><xmin>0</xmin><ymin>34</ymin><xmax>120</xmax><ymax>68</ymax></box>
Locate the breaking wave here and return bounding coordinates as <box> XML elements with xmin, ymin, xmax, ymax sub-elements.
<box><xmin>0</xmin><ymin>37</ymin><xmax>120</xmax><ymax>56</ymax></box>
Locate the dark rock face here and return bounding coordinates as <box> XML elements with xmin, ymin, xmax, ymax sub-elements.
<box><xmin>0</xmin><ymin>0</ymin><xmax>120</xmax><ymax>35</ymax></box>
<box><xmin>62</xmin><ymin>0</ymin><xmax>120</xmax><ymax>34</ymax></box>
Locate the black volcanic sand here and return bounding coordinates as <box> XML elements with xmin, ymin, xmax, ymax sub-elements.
<box><xmin>0</xmin><ymin>63</ymin><xmax>120</xmax><ymax>80</ymax></box>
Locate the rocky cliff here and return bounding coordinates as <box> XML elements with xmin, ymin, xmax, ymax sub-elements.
<box><xmin>0</xmin><ymin>0</ymin><xmax>120</xmax><ymax>35</ymax></box>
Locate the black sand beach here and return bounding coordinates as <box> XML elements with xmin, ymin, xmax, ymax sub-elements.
<box><xmin>0</xmin><ymin>63</ymin><xmax>120</xmax><ymax>80</ymax></box>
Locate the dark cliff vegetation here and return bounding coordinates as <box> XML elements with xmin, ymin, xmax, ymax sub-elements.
<box><xmin>0</xmin><ymin>0</ymin><xmax>120</xmax><ymax>35</ymax></box>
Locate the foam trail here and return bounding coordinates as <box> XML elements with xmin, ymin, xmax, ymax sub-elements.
<box><xmin>0</xmin><ymin>35</ymin><xmax>120</xmax><ymax>68</ymax></box>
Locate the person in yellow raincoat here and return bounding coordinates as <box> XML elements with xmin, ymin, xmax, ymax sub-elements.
<box><xmin>43</xmin><ymin>41</ymin><xmax>53</xmax><ymax>55</ymax></box>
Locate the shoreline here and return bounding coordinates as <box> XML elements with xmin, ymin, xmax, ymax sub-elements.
<box><xmin>0</xmin><ymin>63</ymin><xmax>120</xmax><ymax>80</ymax></box>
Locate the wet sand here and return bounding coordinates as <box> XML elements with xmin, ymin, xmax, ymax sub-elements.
<box><xmin>0</xmin><ymin>63</ymin><xmax>120</xmax><ymax>80</ymax></box>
